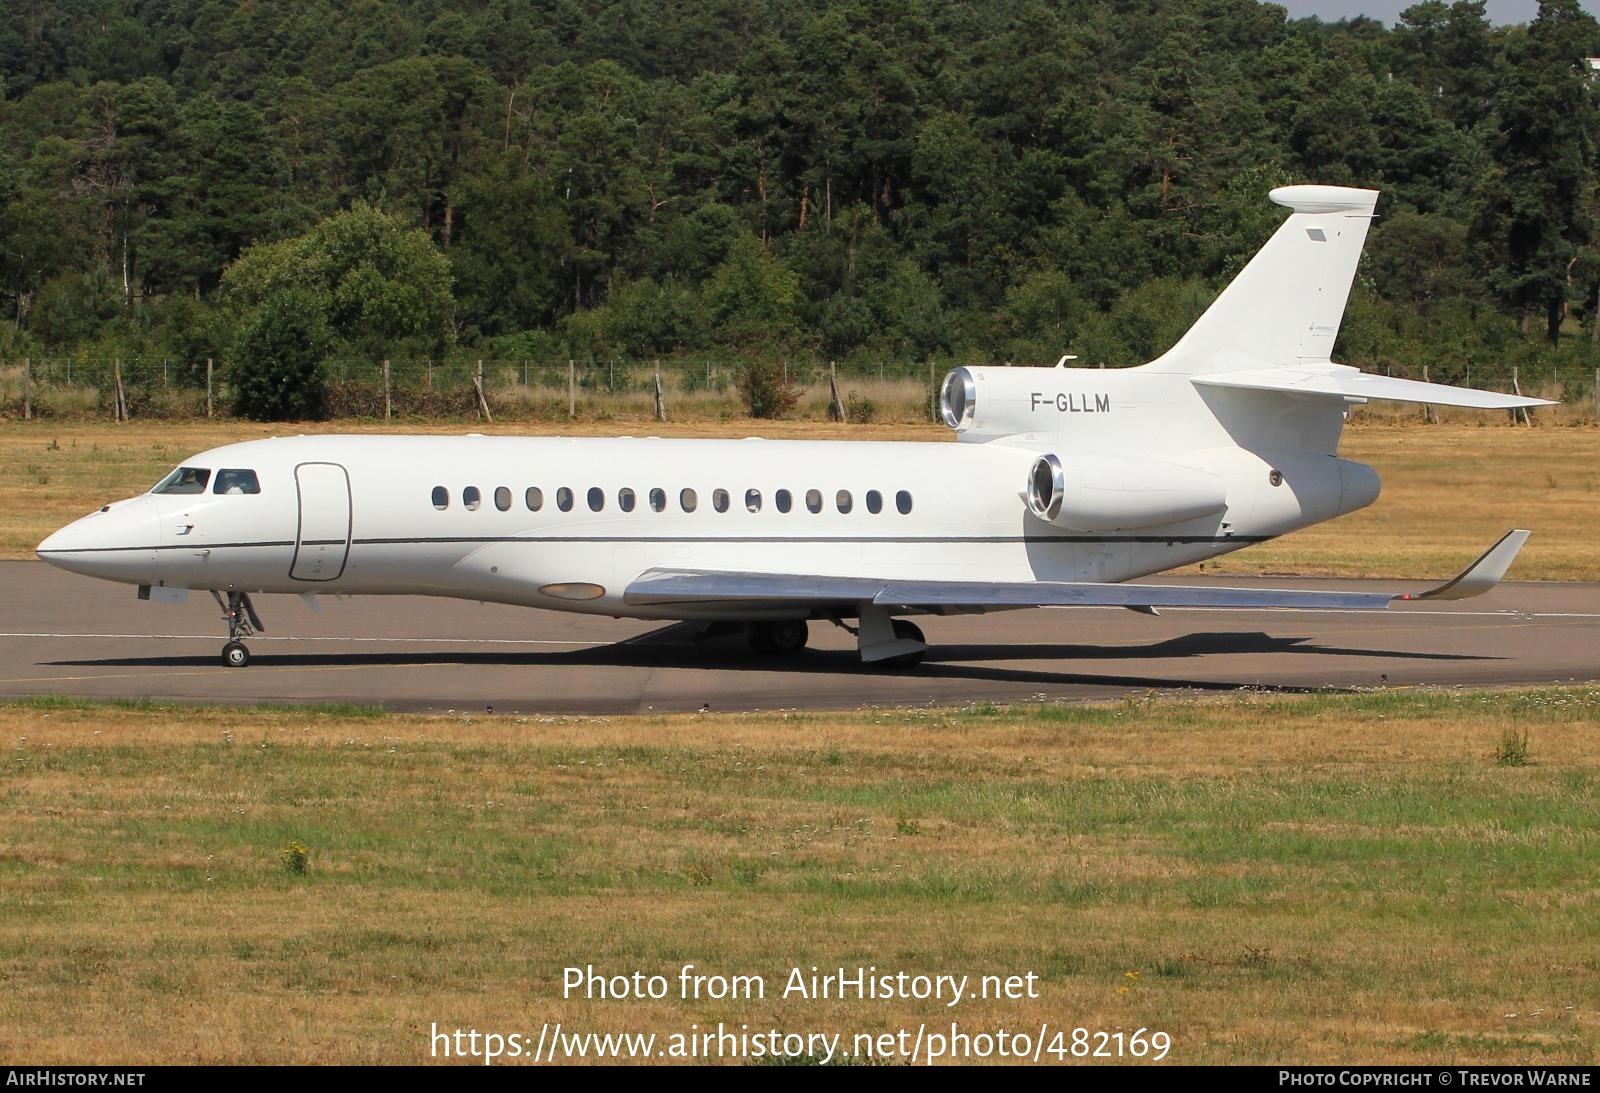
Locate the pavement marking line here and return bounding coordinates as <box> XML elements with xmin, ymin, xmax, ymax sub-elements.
<box><xmin>0</xmin><ymin>657</ymin><xmax>529</xmax><ymax>687</ymax></box>
<box><xmin>0</xmin><ymin>668</ymin><xmax>270</xmax><ymax>685</ymax></box>
<box><xmin>4</xmin><ymin>610</ymin><xmax>1599</xmax><ymax>644</ymax></box>
<box><xmin>0</xmin><ymin>632</ymin><xmax>602</xmax><ymax>645</ymax></box>
<box><xmin>1043</xmin><ymin>607</ymin><xmax>1600</xmax><ymax>619</ymax></box>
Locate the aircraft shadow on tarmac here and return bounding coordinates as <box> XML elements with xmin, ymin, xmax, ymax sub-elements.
<box><xmin>46</xmin><ymin>627</ymin><xmax>1500</xmax><ymax>695</ymax></box>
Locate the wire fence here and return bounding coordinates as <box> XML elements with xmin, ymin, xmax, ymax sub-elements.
<box><xmin>1</xmin><ymin>355</ymin><xmax>1595</xmax><ymax>423</ymax></box>
<box><xmin>3</xmin><ymin>356</ymin><xmax>937</xmax><ymax>389</ymax></box>
<box><xmin>0</xmin><ymin>357</ymin><xmax>951</xmax><ymax>422</ymax></box>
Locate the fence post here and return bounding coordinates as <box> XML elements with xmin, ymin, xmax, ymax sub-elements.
<box><xmin>1511</xmin><ymin>366</ymin><xmax>1530</xmax><ymax>427</ymax></box>
<box><xmin>22</xmin><ymin>357</ymin><xmax>30</xmax><ymax>420</ymax></box>
<box><xmin>205</xmin><ymin>358</ymin><xmax>213</xmax><ymax>418</ymax></box>
<box><xmin>113</xmin><ymin>358</ymin><xmax>128</xmax><ymax>422</ymax></box>
<box><xmin>1421</xmin><ymin>365</ymin><xmax>1436</xmax><ymax>425</ymax></box>
<box><xmin>568</xmin><ymin>359</ymin><xmax>576</xmax><ymax>419</ymax></box>
<box><xmin>383</xmin><ymin>359</ymin><xmax>391</xmax><ymax>421</ymax></box>
<box><xmin>928</xmin><ymin>361</ymin><xmax>936</xmax><ymax>422</ymax></box>
<box><xmin>828</xmin><ymin>360</ymin><xmax>844</xmax><ymax>422</ymax></box>
<box><xmin>654</xmin><ymin>360</ymin><xmax>666</xmax><ymax>422</ymax></box>
<box><xmin>163</xmin><ymin>359</ymin><xmax>169</xmax><ymax>389</ymax></box>
<box><xmin>1594</xmin><ymin>369</ymin><xmax>1599</xmax><ymax>427</ymax></box>
<box><xmin>473</xmin><ymin>359</ymin><xmax>493</xmax><ymax>423</ymax></box>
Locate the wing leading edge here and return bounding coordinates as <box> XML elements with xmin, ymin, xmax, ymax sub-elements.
<box><xmin>623</xmin><ymin>530</ymin><xmax>1530</xmax><ymax>613</ymax></box>
<box><xmin>1191</xmin><ymin>364</ymin><xmax>1553</xmax><ymax>409</ymax></box>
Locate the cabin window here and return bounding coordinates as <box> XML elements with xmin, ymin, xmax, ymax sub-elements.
<box><xmin>525</xmin><ymin>487</ymin><xmax>543</xmax><ymax>512</ymax></box>
<box><xmin>213</xmin><ymin>469</ymin><xmax>260</xmax><ymax>495</ymax></box>
<box><xmin>680</xmin><ymin>488</ymin><xmax>698</xmax><ymax>513</ymax></box>
<box><xmin>153</xmin><ymin>467</ymin><xmax>211</xmax><ymax>495</ymax></box>
<box><xmin>836</xmin><ymin>489</ymin><xmax>852</xmax><ymax>514</ymax></box>
<box><xmin>649</xmin><ymin>487</ymin><xmax>667</xmax><ymax>512</ymax></box>
<box><xmin>619</xmin><ymin>487</ymin><xmax>636</xmax><ymax>512</ymax></box>
<box><xmin>713</xmin><ymin>488</ymin><xmax>729</xmax><ymax>513</ymax></box>
<box><xmin>866</xmin><ymin>490</ymin><xmax>883</xmax><ymax>514</ymax></box>
<box><xmin>494</xmin><ymin>486</ymin><xmax>512</xmax><ymax>511</ymax></box>
<box><xmin>588</xmin><ymin>487</ymin><xmax>605</xmax><ymax>512</ymax></box>
<box><xmin>463</xmin><ymin>486</ymin><xmax>482</xmax><ymax>511</ymax></box>
<box><xmin>556</xmin><ymin>487</ymin><xmax>574</xmax><ymax>512</ymax></box>
<box><xmin>896</xmin><ymin>490</ymin><xmax>913</xmax><ymax>515</ymax></box>
<box><xmin>776</xmin><ymin>489</ymin><xmax>792</xmax><ymax>513</ymax></box>
<box><xmin>745</xmin><ymin>489</ymin><xmax>762</xmax><ymax>513</ymax></box>
<box><xmin>805</xmin><ymin>488</ymin><xmax>822</xmax><ymax>514</ymax></box>
<box><xmin>432</xmin><ymin>486</ymin><xmax>449</xmax><ymax>510</ymax></box>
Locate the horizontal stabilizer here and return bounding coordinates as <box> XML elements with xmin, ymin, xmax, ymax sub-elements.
<box><xmin>1193</xmin><ymin>364</ymin><xmax>1553</xmax><ymax>409</ymax></box>
<box><xmin>624</xmin><ymin>531</ymin><xmax>1528</xmax><ymax>613</ymax></box>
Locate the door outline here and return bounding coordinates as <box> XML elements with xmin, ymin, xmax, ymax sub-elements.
<box><xmin>290</xmin><ymin>462</ymin><xmax>352</xmax><ymax>582</ymax></box>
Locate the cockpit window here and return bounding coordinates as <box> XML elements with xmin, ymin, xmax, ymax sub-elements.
<box><xmin>212</xmin><ymin>469</ymin><xmax>261</xmax><ymax>495</ymax></box>
<box><xmin>153</xmin><ymin>467</ymin><xmax>211</xmax><ymax>494</ymax></box>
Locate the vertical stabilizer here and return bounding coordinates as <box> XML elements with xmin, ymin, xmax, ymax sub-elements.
<box><xmin>1147</xmin><ymin>185</ymin><xmax>1378</xmax><ymax>375</ymax></box>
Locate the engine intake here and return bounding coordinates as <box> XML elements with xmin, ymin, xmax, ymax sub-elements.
<box><xmin>1025</xmin><ymin>453</ymin><xmax>1227</xmax><ymax>532</ymax></box>
<box><xmin>939</xmin><ymin>368</ymin><xmax>977</xmax><ymax>431</ymax></box>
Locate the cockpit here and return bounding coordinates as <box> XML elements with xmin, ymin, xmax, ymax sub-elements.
<box><xmin>152</xmin><ymin>467</ymin><xmax>261</xmax><ymax>496</ymax></box>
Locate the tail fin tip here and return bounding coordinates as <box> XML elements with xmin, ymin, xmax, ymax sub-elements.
<box><xmin>1269</xmin><ymin>185</ymin><xmax>1379</xmax><ymax>215</ymax></box>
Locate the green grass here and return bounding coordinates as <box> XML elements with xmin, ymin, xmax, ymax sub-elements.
<box><xmin>0</xmin><ymin>688</ymin><xmax>1597</xmax><ymax>1063</ymax></box>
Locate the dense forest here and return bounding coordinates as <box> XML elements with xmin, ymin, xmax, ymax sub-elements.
<box><xmin>2</xmin><ymin>0</ymin><xmax>1599</xmax><ymax>403</ymax></box>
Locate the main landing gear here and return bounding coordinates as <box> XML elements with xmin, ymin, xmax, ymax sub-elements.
<box><xmin>742</xmin><ymin>610</ymin><xmax>929</xmax><ymax>667</ymax></box>
<box><xmin>747</xmin><ymin>620</ymin><xmax>810</xmax><ymax>655</ymax></box>
<box><xmin>210</xmin><ymin>590</ymin><xmax>264</xmax><ymax>668</ymax></box>
<box><xmin>832</xmin><ymin>607</ymin><xmax>928</xmax><ymax>668</ymax></box>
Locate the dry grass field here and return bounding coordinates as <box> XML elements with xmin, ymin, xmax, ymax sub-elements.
<box><xmin>0</xmin><ymin>689</ymin><xmax>1596</xmax><ymax>1065</ymax></box>
<box><xmin>2</xmin><ymin>416</ymin><xmax>1596</xmax><ymax>580</ymax></box>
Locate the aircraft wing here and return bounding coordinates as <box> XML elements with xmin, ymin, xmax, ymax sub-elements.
<box><xmin>624</xmin><ymin>531</ymin><xmax>1530</xmax><ymax>612</ymax></box>
<box><xmin>1192</xmin><ymin>364</ymin><xmax>1554</xmax><ymax>408</ymax></box>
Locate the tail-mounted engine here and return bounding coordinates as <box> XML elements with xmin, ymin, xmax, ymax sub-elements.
<box><xmin>940</xmin><ymin>365</ymin><xmax>1120</xmax><ymax>443</ymax></box>
<box><xmin>1025</xmin><ymin>452</ymin><xmax>1227</xmax><ymax>532</ymax></box>
<box><xmin>939</xmin><ymin>365</ymin><xmax>1228</xmax><ymax>531</ymax></box>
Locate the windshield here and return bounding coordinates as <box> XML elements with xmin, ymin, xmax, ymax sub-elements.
<box><xmin>152</xmin><ymin>467</ymin><xmax>212</xmax><ymax>495</ymax></box>
<box><xmin>212</xmin><ymin>469</ymin><xmax>260</xmax><ymax>495</ymax></box>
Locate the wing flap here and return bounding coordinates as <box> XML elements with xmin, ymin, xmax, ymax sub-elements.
<box><xmin>624</xmin><ymin>531</ymin><xmax>1529</xmax><ymax>613</ymax></box>
<box><xmin>1193</xmin><ymin>364</ymin><xmax>1553</xmax><ymax>409</ymax></box>
<box><xmin>878</xmin><ymin>580</ymin><xmax>1392</xmax><ymax>611</ymax></box>
<box><xmin>624</xmin><ymin>570</ymin><xmax>888</xmax><ymax>606</ymax></box>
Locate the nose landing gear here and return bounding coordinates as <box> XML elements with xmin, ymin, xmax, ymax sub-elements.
<box><xmin>210</xmin><ymin>591</ymin><xmax>264</xmax><ymax>668</ymax></box>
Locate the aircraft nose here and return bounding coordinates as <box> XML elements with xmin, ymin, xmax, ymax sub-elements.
<box><xmin>36</xmin><ymin>497</ymin><xmax>162</xmax><ymax>585</ymax></box>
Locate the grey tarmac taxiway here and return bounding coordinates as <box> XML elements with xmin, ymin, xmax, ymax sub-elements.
<box><xmin>1</xmin><ymin>561</ymin><xmax>1595</xmax><ymax>713</ymax></box>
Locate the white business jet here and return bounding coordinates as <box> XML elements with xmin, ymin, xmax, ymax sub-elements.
<box><xmin>38</xmin><ymin>185</ymin><xmax>1547</xmax><ymax>669</ymax></box>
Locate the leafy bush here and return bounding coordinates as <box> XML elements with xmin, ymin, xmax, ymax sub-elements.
<box><xmin>738</xmin><ymin>359</ymin><xmax>799</xmax><ymax>419</ymax></box>
<box><xmin>229</xmin><ymin>290</ymin><xmax>331</xmax><ymax>421</ymax></box>
<box><xmin>845</xmin><ymin>389</ymin><xmax>876</xmax><ymax>423</ymax></box>
<box><xmin>1494</xmin><ymin>727</ymin><xmax>1530</xmax><ymax>767</ymax></box>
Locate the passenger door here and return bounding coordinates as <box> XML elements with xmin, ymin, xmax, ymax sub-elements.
<box><xmin>290</xmin><ymin>462</ymin><xmax>351</xmax><ymax>581</ymax></box>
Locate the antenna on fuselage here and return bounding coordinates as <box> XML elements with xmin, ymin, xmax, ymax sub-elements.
<box><xmin>1055</xmin><ymin>355</ymin><xmax>1078</xmax><ymax>368</ymax></box>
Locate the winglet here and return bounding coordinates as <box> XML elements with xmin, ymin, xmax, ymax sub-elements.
<box><xmin>1394</xmin><ymin>530</ymin><xmax>1531</xmax><ymax>603</ymax></box>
